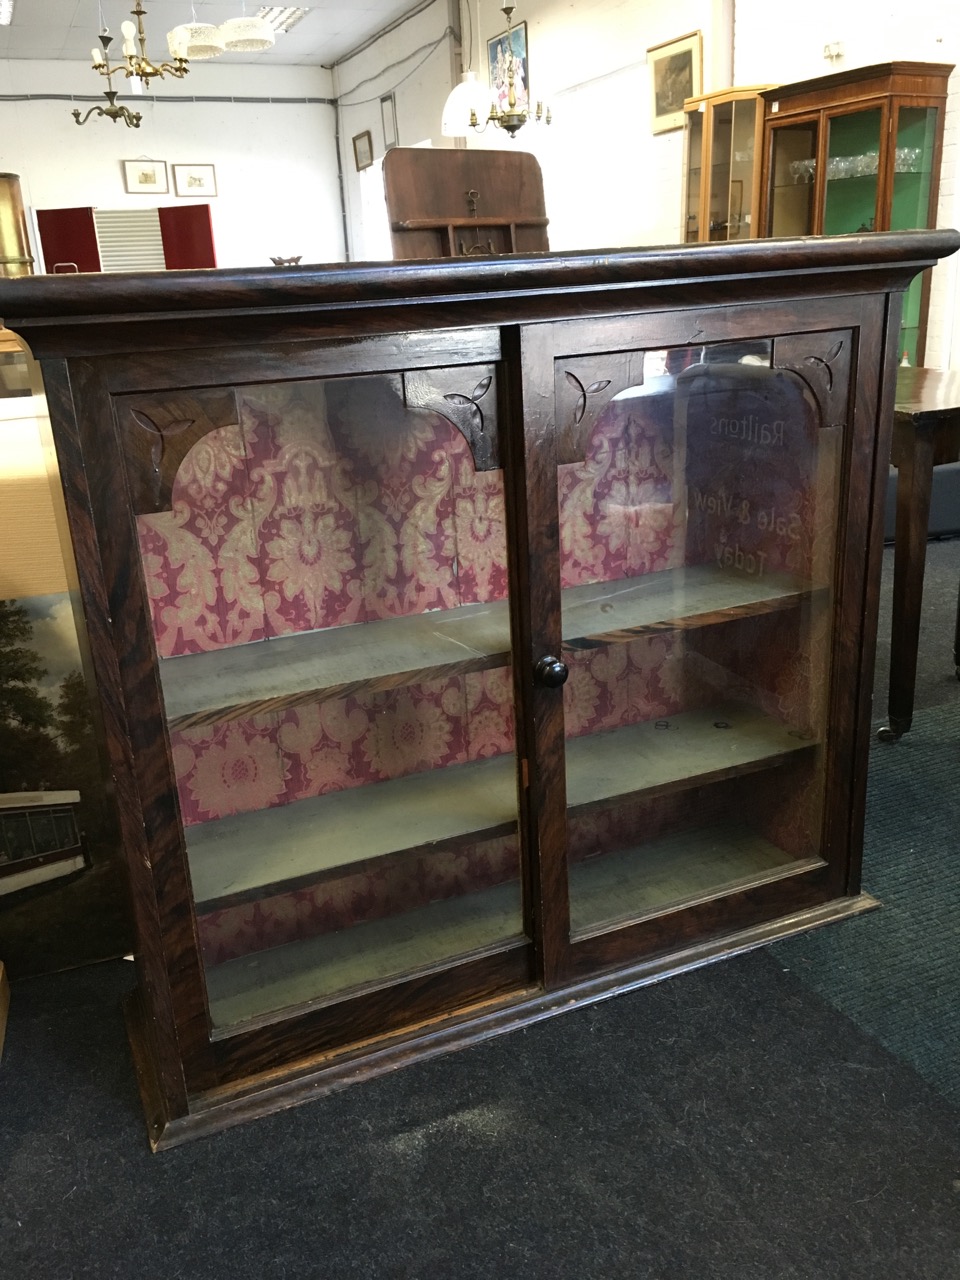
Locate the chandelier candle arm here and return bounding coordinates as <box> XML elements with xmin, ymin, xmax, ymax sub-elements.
<box><xmin>76</xmin><ymin>2</ymin><xmax>187</xmax><ymax>126</ymax></box>
<box><xmin>88</xmin><ymin>2</ymin><xmax>189</xmax><ymax>89</ymax></box>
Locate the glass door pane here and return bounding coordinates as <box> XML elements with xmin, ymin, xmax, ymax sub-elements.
<box><xmin>823</xmin><ymin>107</ymin><xmax>882</xmax><ymax>235</ymax></box>
<box><xmin>768</xmin><ymin>122</ymin><xmax>818</xmax><ymax>236</ymax></box>
<box><xmin>685</xmin><ymin>111</ymin><xmax>703</xmax><ymax>242</ymax></box>
<box><xmin>728</xmin><ymin>99</ymin><xmax>758</xmax><ymax>240</ymax></box>
<box><xmin>137</xmin><ymin>367</ymin><xmax>524</xmax><ymax>1030</ymax></box>
<box><xmin>892</xmin><ymin>107</ymin><xmax>938</xmax><ymax>363</ymax></box>
<box><xmin>556</xmin><ymin>342</ymin><xmax>842</xmax><ymax>939</ymax></box>
<box><xmin>709</xmin><ymin>102</ymin><xmax>733</xmax><ymax>241</ymax></box>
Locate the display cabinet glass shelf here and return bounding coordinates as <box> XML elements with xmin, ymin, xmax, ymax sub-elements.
<box><xmin>758</xmin><ymin>62</ymin><xmax>953</xmax><ymax>364</ymax></box>
<box><xmin>683</xmin><ymin>86</ymin><xmax>775</xmax><ymax>243</ymax></box>
<box><xmin>2</xmin><ymin>228</ymin><xmax>956</xmax><ymax>1147</ymax></box>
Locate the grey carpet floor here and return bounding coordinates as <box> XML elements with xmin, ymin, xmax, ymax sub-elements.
<box><xmin>772</xmin><ymin>536</ymin><xmax>960</xmax><ymax>1102</ymax></box>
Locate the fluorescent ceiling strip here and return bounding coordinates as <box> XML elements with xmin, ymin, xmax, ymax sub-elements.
<box><xmin>0</xmin><ymin>0</ymin><xmax>15</xmax><ymax>28</ymax></box>
<box><xmin>256</xmin><ymin>7</ymin><xmax>309</xmax><ymax>35</ymax></box>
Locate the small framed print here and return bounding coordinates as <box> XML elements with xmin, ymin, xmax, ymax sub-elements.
<box><xmin>353</xmin><ymin>130</ymin><xmax>374</xmax><ymax>171</ymax></box>
<box><xmin>647</xmin><ymin>31</ymin><xmax>703</xmax><ymax>133</ymax></box>
<box><xmin>380</xmin><ymin>94</ymin><xmax>398</xmax><ymax>150</ymax></box>
<box><xmin>122</xmin><ymin>159</ymin><xmax>168</xmax><ymax>194</ymax></box>
<box><xmin>172</xmin><ymin>164</ymin><xmax>217</xmax><ymax>197</ymax></box>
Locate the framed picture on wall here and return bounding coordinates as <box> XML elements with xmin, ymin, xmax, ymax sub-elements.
<box><xmin>380</xmin><ymin>94</ymin><xmax>398</xmax><ymax>150</ymax></box>
<box><xmin>121</xmin><ymin>159</ymin><xmax>168</xmax><ymax>194</ymax></box>
<box><xmin>173</xmin><ymin>164</ymin><xmax>217</xmax><ymax>197</ymax></box>
<box><xmin>646</xmin><ymin>31</ymin><xmax>702</xmax><ymax>133</ymax></box>
<box><xmin>353</xmin><ymin>130</ymin><xmax>374</xmax><ymax>171</ymax></box>
<box><xmin>487</xmin><ymin>20</ymin><xmax>529</xmax><ymax>113</ymax></box>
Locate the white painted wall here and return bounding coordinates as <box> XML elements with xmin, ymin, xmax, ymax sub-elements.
<box><xmin>0</xmin><ymin>59</ymin><xmax>344</xmax><ymax>270</ymax></box>
<box><xmin>333</xmin><ymin>0</ymin><xmax>459</xmax><ymax>260</ymax></box>
<box><xmin>458</xmin><ymin>0</ymin><xmax>719</xmax><ymax>252</ymax></box>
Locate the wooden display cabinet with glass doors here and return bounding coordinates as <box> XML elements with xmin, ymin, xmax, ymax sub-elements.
<box><xmin>758</xmin><ymin>62</ymin><xmax>952</xmax><ymax>364</ymax></box>
<box><xmin>2</xmin><ymin>229</ymin><xmax>957</xmax><ymax>1148</ymax></box>
<box><xmin>683</xmin><ymin>86</ymin><xmax>775</xmax><ymax>243</ymax></box>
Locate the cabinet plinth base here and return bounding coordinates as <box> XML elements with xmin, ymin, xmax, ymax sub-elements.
<box><xmin>128</xmin><ymin>892</ymin><xmax>879</xmax><ymax>1151</ymax></box>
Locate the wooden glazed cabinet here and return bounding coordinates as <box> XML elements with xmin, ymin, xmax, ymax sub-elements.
<box><xmin>758</xmin><ymin>62</ymin><xmax>953</xmax><ymax>364</ymax></box>
<box><xmin>683</xmin><ymin>86</ymin><xmax>774</xmax><ymax>244</ymax></box>
<box><xmin>1</xmin><ymin>230</ymin><xmax>957</xmax><ymax>1148</ymax></box>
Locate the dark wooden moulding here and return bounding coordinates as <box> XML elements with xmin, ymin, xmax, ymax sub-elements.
<box><xmin>2</xmin><ymin>230</ymin><xmax>957</xmax><ymax>1149</ymax></box>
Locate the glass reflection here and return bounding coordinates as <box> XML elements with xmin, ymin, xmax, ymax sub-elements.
<box><xmin>557</xmin><ymin>342</ymin><xmax>837</xmax><ymax>938</ymax></box>
<box><xmin>138</xmin><ymin>372</ymin><xmax>524</xmax><ymax>1029</ymax></box>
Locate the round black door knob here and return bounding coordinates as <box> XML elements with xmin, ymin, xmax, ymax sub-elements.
<box><xmin>535</xmin><ymin>655</ymin><xmax>569</xmax><ymax>688</ymax></box>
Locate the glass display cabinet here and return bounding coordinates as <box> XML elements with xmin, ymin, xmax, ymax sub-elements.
<box><xmin>1</xmin><ymin>228</ymin><xmax>956</xmax><ymax>1147</ymax></box>
<box><xmin>758</xmin><ymin>62</ymin><xmax>953</xmax><ymax>364</ymax></box>
<box><xmin>683</xmin><ymin>86</ymin><xmax>775</xmax><ymax>243</ymax></box>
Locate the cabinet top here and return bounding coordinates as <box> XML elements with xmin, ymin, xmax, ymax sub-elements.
<box><xmin>1</xmin><ymin>230</ymin><xmax>958</xmax><ymax>355</ymax></box>
<box><xmin>760</xmin><ymin>60</ymin><xmax>954</xmax><ymax>107</ymax></box>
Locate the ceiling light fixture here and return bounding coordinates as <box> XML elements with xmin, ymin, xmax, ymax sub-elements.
<box><xmin>76</xmin><ymin>1</ymin><xmax>189</xmax><ymax>128</ymax></box>
<box><xmin>0</xmin><ymin>0</ymin><xmax>15</xmax><ymax>29</ymax></box>
<box><xmin>441</xmin><ymin>0</ymin><xmax>491</xmax><ymax>137</ymax></box>
<box><xmin>218</xmin><ymin>15</ymin><xmax>275</xmax><ymax>52</ymax></box>
<box><xmin>257</xmin><ymin>6</ymin><xmax>309</xmax><ymax>35</ymax></box>
<box><xmin>167</xmin><ymin>21</ymin><xmax>225</xmax><ymax>62</ymax></box>
<box><xmin>470</xmin><ymin>3</ymin><xmax>550</xmax><ymax>138</ymax></box>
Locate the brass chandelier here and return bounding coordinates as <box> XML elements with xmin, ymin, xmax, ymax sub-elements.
<box><xmin>74</xmin><ymin>2</ymin><xmax>189</xmax><ymax>129</ymax></box>
<box><xmin>470</xmin><ymin>3</ymin><xmax>550</xmax><ymax>138</ymax></box>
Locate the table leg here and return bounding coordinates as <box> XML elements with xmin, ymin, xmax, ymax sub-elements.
<box><xmin>877</xmin><ymin>429</ymin><xmax>935</xmax><ymax>742</ymax></box>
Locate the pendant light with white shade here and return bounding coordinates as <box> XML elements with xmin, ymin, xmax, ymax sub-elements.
<box><xmin>219</xmin><ymin>2</ymin><xmax>275</xmax><ymax>52</ymax></box>
<box><xmin>167</xmin><ymin>9</ymin><xmax>226</xmax><ymax>62</ymax></box>
<box><xmin>441</xmin><ymin>0</ymin><xmax>492</xmax><ymax>137</ymax></box>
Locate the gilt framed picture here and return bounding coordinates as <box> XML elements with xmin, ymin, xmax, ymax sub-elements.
<box><xmin>647</xmin><ymin>31</ymin><xmax>702</xmax><ymax>133</ymax></box>
<box><xmin>353</xmin><ymin>130</ymin><xmax>374</xmax><ymax>171</ymax></box>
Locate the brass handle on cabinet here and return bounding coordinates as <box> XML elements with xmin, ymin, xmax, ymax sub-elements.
<box><xmin>535</xmin><ymin>655</ymin><xmax>569</xmax><ymax>688</ymax></box>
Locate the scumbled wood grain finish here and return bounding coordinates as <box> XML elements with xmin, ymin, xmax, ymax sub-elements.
<box><xmin>1</xmin><ymin>229</ymin><xmax>956</xmax><ymax>1148</ymax></box>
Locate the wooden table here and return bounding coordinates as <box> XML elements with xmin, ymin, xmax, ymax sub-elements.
<box><xmin>877</xmin><ymin>365</ymin><xmax>960</xmax><ymax>741</ymax></box>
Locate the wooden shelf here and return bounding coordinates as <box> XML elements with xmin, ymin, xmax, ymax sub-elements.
<box><xmin>570</xmin><ymin>826</ymin><xmax>823</xmax><ymax>937</ymax></box>
<box><xmin>205</xmin><ymin>821</ymin><xmax>820</xmax><ymax>1030</ymax></box>
<box><xmin>560</xmin><ymin>565</ymin><xmax>812</xmax><ymax>649</ymax></box>
<box><xmin>160</xmin><ymin>599</ymin><xmax>511</xmax><ymax>731</ymax></box>
<box><xmin>206</xmin><ymin>881</ymin><xmax>525</xmax><ymax>1031</ymax></box>
<box><xmin>187</xmin><ymin>751</ymin><xmax>518</xmax><ymax>909</ymax></box>
<box><xmin>187</xmin><ymin>701</ymin><xmax>815</xmax><ymax>910</ymax></box>
<box><xmin>162</xmin><ymin>565</ymin><xmax>813</xmax><ymax>730</ymax></box>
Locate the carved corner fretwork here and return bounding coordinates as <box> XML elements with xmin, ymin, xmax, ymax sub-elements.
<box><xmin>119</xmin><ymin>388</ymin><xmax>241</xmax><ymax>515</ymax></box>
<box><xmin>403</xmin><ymin>365</ymin><xmax>499</xmax><ymax>470</ymax></box>
<box><xmin>773</xmin><ymin>330</ymin><xmax>852</xmax><ymax>429</ymax></box>
<box><xmin>554</xmin><ymin>352</ymin><xmax>646</xmax><ymax>464</ymax></box>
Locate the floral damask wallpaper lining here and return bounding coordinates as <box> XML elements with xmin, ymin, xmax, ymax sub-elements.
<box><xmin>135</xmin><ymin>368</ymin><xmax>829</xmax><ymax>966</ymax></box>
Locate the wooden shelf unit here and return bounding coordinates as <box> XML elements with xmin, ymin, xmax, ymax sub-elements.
<box><xmin>161</xmin><ymin>564</ymin><xmax>816</xmax><ymax>729</ymax></box>
<box><xmin>2</xmin><ymin>230</ymin><xmax>956</xmax><ymax>1148</ymax></box>
<box><xmin>185</xmin><ymin>701</ymin><xmax>815</xmax><ymax>911</ymax></box>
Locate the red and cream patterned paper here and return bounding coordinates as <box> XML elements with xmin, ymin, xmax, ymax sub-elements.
<box><xmin>135</xmin><ymin>371</ymin><xmax>828</xmax><ymax>964</ymax></box>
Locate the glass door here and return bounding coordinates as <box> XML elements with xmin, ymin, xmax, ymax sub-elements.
<box><xmin>548</xmin><ymin>329</ymin><xmax>847</xmax><ymax>949</ymax></box>
<box><xmin>728</xmin><ymin>98</ymin><xmax>759</xmax><ymax>240</ymax></box>
<box><xmin>822</xmin><ymin>106</ymin><xmax>883</xmax><ymax>235</ymax></box>
<box><xmin>684</xmin><ymin>109</ymin><xmax>703</xmax><ymax>243</ymax></box>
<box><xmin>767</xmin><ymin>119</ymin><xmax>819</xmax><ymax>236</ymax></box>
<box><xmin>127</xmin><ymin>352</ymin><xmax>528</xmax><ymax>1035</ymax></box>
<box><xmin>891</xmin><ymin>105</ymin><xmax>940</xmax><ymax>363</ymax></box>
<box><xmin>708</xmin><ymin>101</ymin><xmax>733</xmax><ymax>240</ymax></box>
